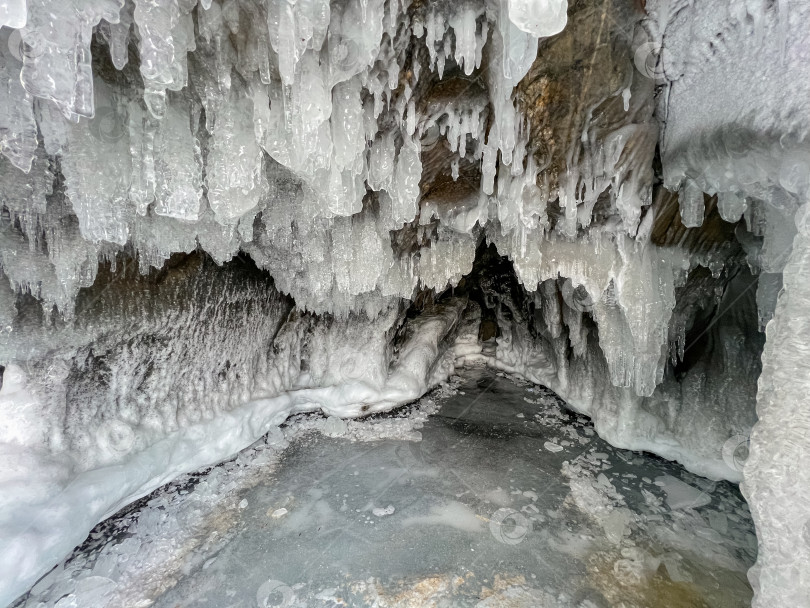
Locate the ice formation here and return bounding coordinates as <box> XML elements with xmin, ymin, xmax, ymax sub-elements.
<box><xmin>0</xmin><ymin>0</ymin><xmax>808</xmax><ymax>605</ymax></box>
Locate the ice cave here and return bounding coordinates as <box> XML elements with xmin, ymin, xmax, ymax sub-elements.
<box><xmin>0</xmin><ymin>0</ymin><xmax>807</xmax><ymax>605</ymax></box>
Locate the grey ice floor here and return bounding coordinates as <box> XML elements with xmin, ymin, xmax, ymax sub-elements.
<box><xmin>16</xmin><ymin>368</ymin><xmax>756</xmax><ymax>608</ymax></box>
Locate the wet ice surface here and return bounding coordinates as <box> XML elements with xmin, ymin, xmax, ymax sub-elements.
<box><xmin>14</xmin><ymin>368</ymin><xmax>756</xmax><ymax>608</ymax></box>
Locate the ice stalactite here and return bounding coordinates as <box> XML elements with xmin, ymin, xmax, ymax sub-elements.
<box><xmin>488</xmin><ymin>229</ymin><xmax>689</xmax><ymax>398</ymax></box>
<box><xmin>17</xmin><ymin>0</ymin><xmax>122</xmax><ymax>121</ymax></box>
<box><xmin>0</xmin><ymin>0</ymin><xmax>586</xmax><ymax>320</ymax></box>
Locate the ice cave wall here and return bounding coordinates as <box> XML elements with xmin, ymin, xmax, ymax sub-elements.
<box><xmin>0</xmin><ymin>249</ymin><xmax>473</xmax><ymax>606</ymax></box>
<box><xmin>652</xmin><ymin>0</ymin><xmax>810</xmax><ymax>604</ymax></box>
<box><xmin>0</xmin><ymin>0</ymin><xmax>807</xmax><ymax>605</ymax></box>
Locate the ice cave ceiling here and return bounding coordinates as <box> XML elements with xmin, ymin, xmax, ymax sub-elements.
<box><xmin>0</xmin><ymin>0</ymin><xmax>808</xmax><ymax>605</ymax></box>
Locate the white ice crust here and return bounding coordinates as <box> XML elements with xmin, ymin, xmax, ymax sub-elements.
<box><xmin>0</xmin><ymin>296</ymin><xmax>467</xmax><ymax>606</ymax></box>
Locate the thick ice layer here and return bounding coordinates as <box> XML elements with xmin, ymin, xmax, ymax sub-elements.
<box><xmin>13</xmin><ymin>368</ymin><xmax>757</xmax><ymax>608</ymax></box>
<box><xmin>0</xmin><ymin>255</ymin><xmax>470</xmax><ymax>605</ymax></box>
<box><xmin>0</xmin><ymin>0</ymin><xmax>26</xmax><ymax>29</ymax></box>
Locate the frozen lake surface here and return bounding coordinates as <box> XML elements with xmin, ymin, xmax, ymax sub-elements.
<box><xmin>14</xmin><ymin>368</ymin><xmax>756</xmax><ymax>607</ymax></box>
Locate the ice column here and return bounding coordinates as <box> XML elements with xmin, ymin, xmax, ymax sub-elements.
<box><xmin>742</xmin><ymin>203</ymin><xmax>810</xmax><ymax>608</ymax></box>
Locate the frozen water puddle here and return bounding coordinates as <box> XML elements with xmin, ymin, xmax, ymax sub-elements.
<box><xmin>14</xmin><ymin>368</ymin><xmax>756</xmax><ymax>608</ymax></box>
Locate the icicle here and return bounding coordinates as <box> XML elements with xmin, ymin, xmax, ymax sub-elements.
<box><xmin>405</xmin><ymin>97</ymin><xmax>417</xmax><ymax>137</ymax></box>
<box><xmin>0</xmin><ymin>38</ymin><xmax>37</xmax><ymax>172</ymax></box>
<box><xmin>392</xmin><ymin>138</ymin><xmax>422</xmax><ymax>225</ymax></box>
<box><xmin>449</xmin><ymin>8</ymin><xmax>478</xmax><ymax>76</ymax></box>
<box><xmin>717</xmin><ymin>191</ymin><xmax>747</xmax><ymax>223</ymax></box>
<box><xmin>679</xmin><ymin>181</ymin><xmax>706</xmax><ymax>228</ymax></box>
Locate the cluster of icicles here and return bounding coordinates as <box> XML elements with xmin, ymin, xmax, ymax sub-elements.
<box><xmin>0</xmin><ymin>0</ymin><xmax>574</xmax><ymax>315</ymax></box>
<box><xmin>1</xmin><ymin>0</ymin><xmax>708</xmax><ymax>399</ymax></box>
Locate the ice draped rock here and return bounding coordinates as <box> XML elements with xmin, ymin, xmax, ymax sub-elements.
<box><xmin>0</xmin><ymin>0</ymin><xmax>806</xmax><ymax>605</ymax></box>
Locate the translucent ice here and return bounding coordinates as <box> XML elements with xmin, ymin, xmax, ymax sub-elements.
<box><xmin>507</xmin><ymin>0</ymin><xmax>568</xmax><ymax>38</ymax></box>
<box><xmin>0</xmin><ymin>0</ymin><xmax>26</xmax><ymax>29</ymax></box>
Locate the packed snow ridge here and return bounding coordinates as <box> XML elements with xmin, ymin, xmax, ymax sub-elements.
<box><xmin>0</xmin><ymin>0</ymin><xmax>809</xmax><ymax>606</ymax></box>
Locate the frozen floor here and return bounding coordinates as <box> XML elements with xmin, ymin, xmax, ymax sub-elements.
<box><xmin>13</xmin><ymin>368</ymin><xmax>757</xmax><ymax>608</ymax></box>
